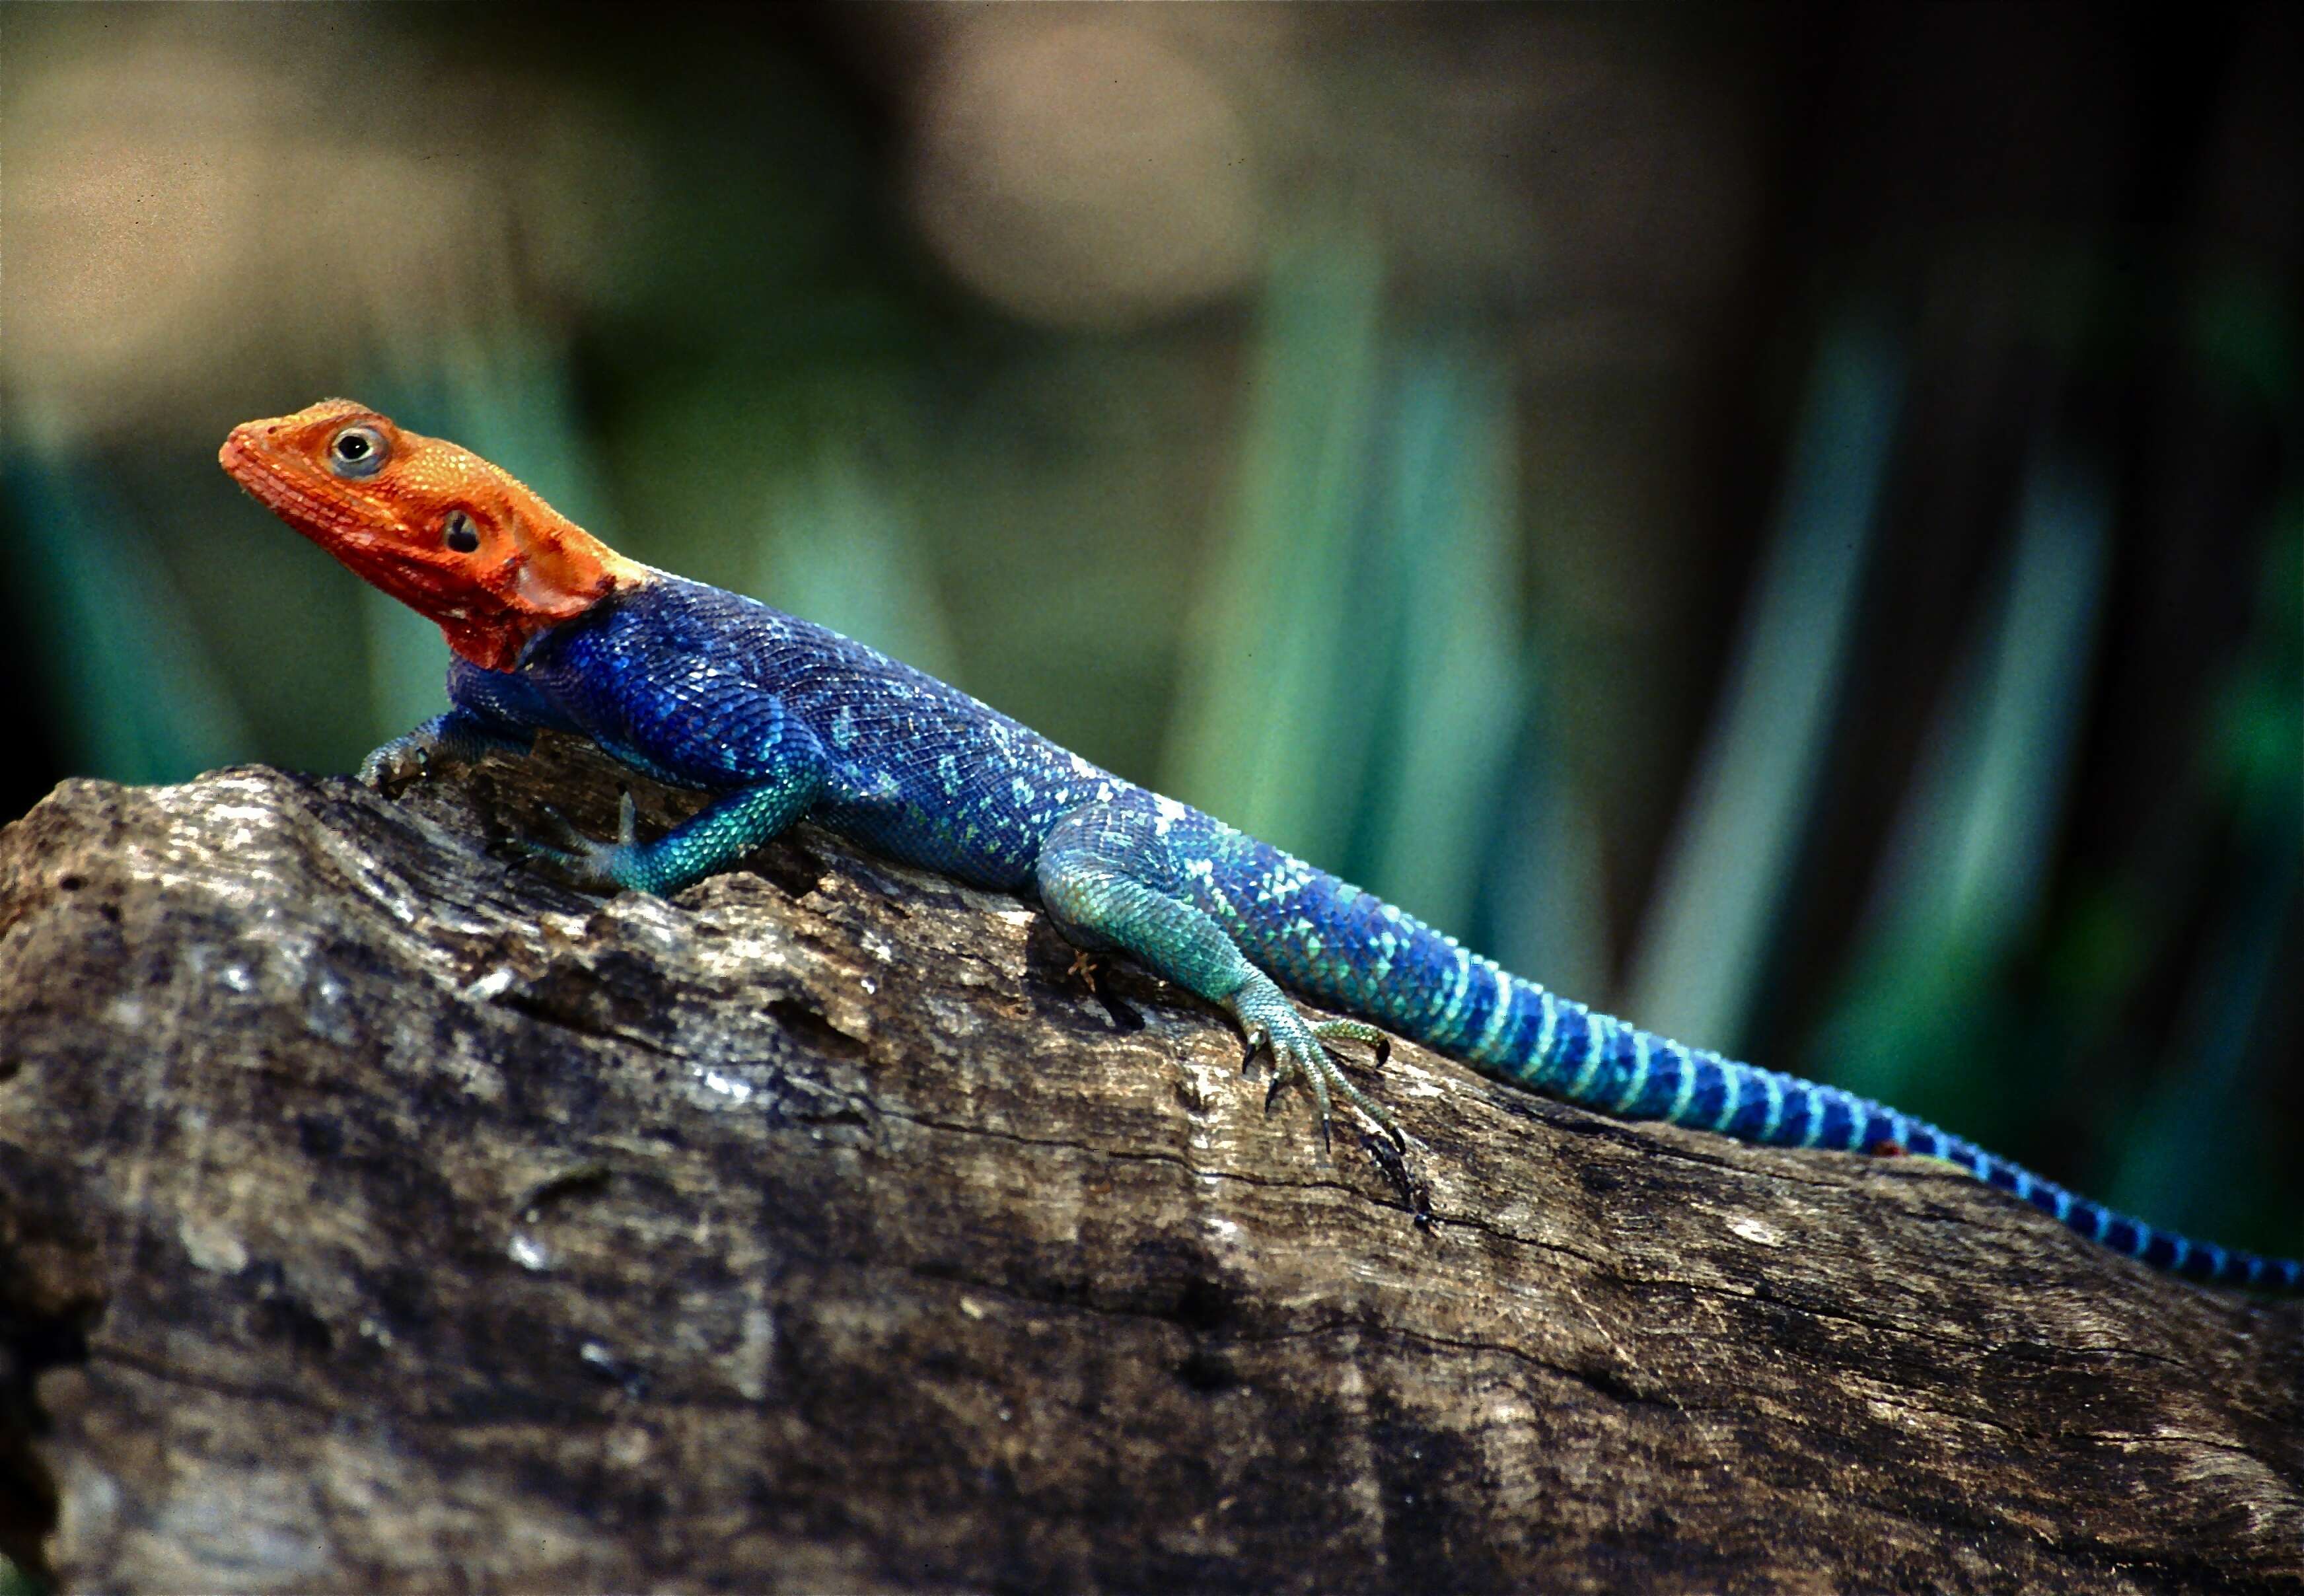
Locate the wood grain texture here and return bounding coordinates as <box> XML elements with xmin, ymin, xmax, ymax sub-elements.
<box><xmin>0</xmin><ymin>741</ymin><xmax>2298</xmax><ymax>1594</ymax></box>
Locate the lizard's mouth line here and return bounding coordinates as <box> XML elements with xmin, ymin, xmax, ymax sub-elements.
<box><xmin>221</xmin><ymin>436</ymin><xmax>405</xmax><ymax>556</ymax></box>
<box><xmin>219</xmin><ymin>435</ymin><xmax>331</xmax><ymax>526</ymax></box>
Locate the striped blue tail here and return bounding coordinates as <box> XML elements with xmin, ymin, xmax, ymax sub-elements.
<box><xmin>1453</xmin><ymin>973</ymin><xmax>2300</xmax><ymax>1291</ymax></box>
<box><xmin>1196</xmin><ymin>827</ymin><xmax>2301</xmax><ymax>1291</ymax></box>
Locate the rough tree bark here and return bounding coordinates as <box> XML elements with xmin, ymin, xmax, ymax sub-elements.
<box><xmin>0</xmin><ymin>741</ymin><xmax>2297</xmax><ymax>1595</ymax></box>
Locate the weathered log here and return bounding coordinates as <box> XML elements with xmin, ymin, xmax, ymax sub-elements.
<box><xmin>0</xmin><ymin>741</ymin><xmax>2298</xmax><ymax>1594</ymax></box>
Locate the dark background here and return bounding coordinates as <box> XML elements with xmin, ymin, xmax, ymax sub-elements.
<box><xmin>3</xmin><ymin>2</ymin><xmax>2297</xmax><ymax>1262</ymax></box>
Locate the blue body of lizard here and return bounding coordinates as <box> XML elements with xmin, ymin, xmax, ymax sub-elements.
<box><xmin>394</xmin><ymin>572</ymin><xmax>2299</xmax><ymax>1293</ymax></box>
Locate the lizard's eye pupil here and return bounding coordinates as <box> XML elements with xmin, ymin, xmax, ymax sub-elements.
<box><xmin>443</xmin><ymin>511</ymin><xmax>480</xmax><ymax>554</ymax></box>
<box><xmin>327</xmin><ymin>425</ymin><xmax>387</xmax><ymax>479</ymax></box>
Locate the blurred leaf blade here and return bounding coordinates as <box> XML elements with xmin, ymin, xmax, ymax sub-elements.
<box><xmin>1160</xmin><ymin>233</ymin><xmax>1386</xmax><ymax>863</ymax></box>
<box><xmin>756</xmin><ymin>441</ymin><xmax>960</xmax><ymax>683</ymax></box>
<box><xmin>1622</xmin><ymin>312</ymin><xmax>1904</xmax><ymax>1054</ymax></box>
<box><xmin>1817</xmin><ymin>445</ymin><xmax>2114</xmax><ymax>1122</ymax></box>
<box><xmin>0</xmin><ymin>1548</ymin><xmax>45</xmax><ymax>1596</ymax></box>
<box><xmin>1351</xmin><ymin>336</ymin><xmax>1527</xmax><ymax>937</ymax></box>
<box><xmin>1472</xmin><ymin>679</ymin><xmax>1613</xmax><ymax>1006</ymax></box>
<box><xmin>3</xmin><ymin>456</ymin><xmax>251</xmax><ymax>783</ymax></box>
<box><xmin>2106</xmin><ymin>501</ymin><xmax>2303</xmax><ymax>1247</ymax></box>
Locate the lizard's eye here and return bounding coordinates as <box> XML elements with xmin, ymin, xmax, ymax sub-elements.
<box><xmin>328</xmin><ymin>425</ymin><xmax>388</xmax><ymax>479</ymax></box>
<box><xmin>442</xmin><ymin>511</ymin><xmax>480</xmax><ymax>554</ymax></box>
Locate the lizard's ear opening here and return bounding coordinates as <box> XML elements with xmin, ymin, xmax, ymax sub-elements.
<box><xmin>443</xmin><ymin>510</ymin><xmax>482</xmax><ymax>554</ymax></box>
<box><xmin>507</xmin><ymin>513</ymin><xmax>619</xmax><ymax>622</ymax></box>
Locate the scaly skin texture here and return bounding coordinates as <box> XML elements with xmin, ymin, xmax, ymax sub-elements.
<box><xmin>223</xmin><ymin>400</ymin><xmax>2303</xmax><ymax>1292</ymax></box>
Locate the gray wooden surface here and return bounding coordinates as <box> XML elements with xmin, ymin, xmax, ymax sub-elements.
<box><xmin>1</xmin><ymin>741</ymin><xmax>2298</xmax><ymax>1593</ymax></box>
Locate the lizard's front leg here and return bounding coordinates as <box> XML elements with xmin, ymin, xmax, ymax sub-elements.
<box><xmin>1036</xmin><ymin>801</ymin><xmax>1402</xmax><ymax>1151</ymax></box>
<box><xmin>359</xmin><ymin>709</ymin><xmax>536</xmax><ymax>793</ymax></box>
<box><xmin>360</xmin><ymin>660</ymin><xmax>579</xmax><ymax>792</ymax></box>
<box><xmin>521</xmin><ymin>682</ymin><xmax>829</xmax><ymax>896</ymax></box>
<box><xmin>528</xmin><ymin>771</ymin><xmax>824</xmax><ymax>896</ymax></box>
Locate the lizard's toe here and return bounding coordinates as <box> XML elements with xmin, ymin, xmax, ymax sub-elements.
<box><xmin>513</xmin><ymin>805</ymin><xmax>643</xmax><ymax>893</ymax></box>
<box><xmin>1313</xmin><ymin>1017</ymin><xmax>1391</xmax><ymax>1070</ymax></box>
<box><xmin>1258</xmin><ymin>1031</ymin><xmax>1336</xmax><ymax>1150</ymax></box>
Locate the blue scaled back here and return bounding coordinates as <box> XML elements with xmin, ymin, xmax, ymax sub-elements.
<box><xmin>452</xmin><ymin>573</ymin><xmax>2301</xmax><ymax>1293</ymax></box>
<box><xmin>508</xmin><ymin>573</ymin><xmax>1135</xmax><ymax>890</ymax></box>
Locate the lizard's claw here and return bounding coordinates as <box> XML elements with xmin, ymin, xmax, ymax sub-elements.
<box><xmin>358</xmin><ymin>713</ymin><xmax>535</xmax><ymax>795</ymax></box>
<box><xmin>1313</xmin><ymin>1017</ymin><xmax>1390</xmax><ymax>1070</ymax></box>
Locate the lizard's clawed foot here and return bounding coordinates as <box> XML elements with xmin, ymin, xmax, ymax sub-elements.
<box><xmin>359</xmin><ymin>711</ymin><xmax>530</xmax><ymax>794</ymax></box>
<box><xmin>1233</xmin><ymin>987</ymin><xmax>1406</xmax><ymax>1155</ymax></box>
<box><xmin>358</xmin><ymin>731</ymin><xmax>440</xmax><ymax>794</ymax></box>
<box><xmin>515</xmin><ymin>792</ymin><xmax>652</xmax><ymax>893</ymax></box>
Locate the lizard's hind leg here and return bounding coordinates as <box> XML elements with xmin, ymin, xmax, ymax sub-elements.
<box><xmin>1036</xmin><ymin>801</ymin><xmax>1403</xmax><ymax>1152</ymax></box>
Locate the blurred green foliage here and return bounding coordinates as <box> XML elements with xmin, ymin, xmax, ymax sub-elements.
<box><xmin>3</xmin><ymin>458</ymin><xmax>248</xmax><ymax>785</ymax></box>
<box><xmin>0</xmin><ymin>1548</ymin><xmax>44</xmax><ymax>1596</ymax></box>
<box><xmin>1817</xmin><ymin>447</ymin><xmax>2114</xmax><ymax>1144</ymax></box>
<box><xmin>1625</xmin><ymin>314</ymin><xmax>1902</xmax><ymax>1054</ymax></box>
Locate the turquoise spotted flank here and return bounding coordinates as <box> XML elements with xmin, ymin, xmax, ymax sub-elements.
<box><xmin>396</xmin><ymin>571</ymin><xmax>2300</xmax><ymax>1293</ymax></box>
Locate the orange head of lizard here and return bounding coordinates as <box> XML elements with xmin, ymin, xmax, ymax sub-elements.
<box><xmin>219</xmin><ymin>398</ymin><xmax>643</xmax><ymax>671</ymax></box>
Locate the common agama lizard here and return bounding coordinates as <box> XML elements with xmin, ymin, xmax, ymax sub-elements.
<box><xmin>221</xmin><ymin>398</ymin><xmax>2301</xmax><ymax>1291</ymax></box>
